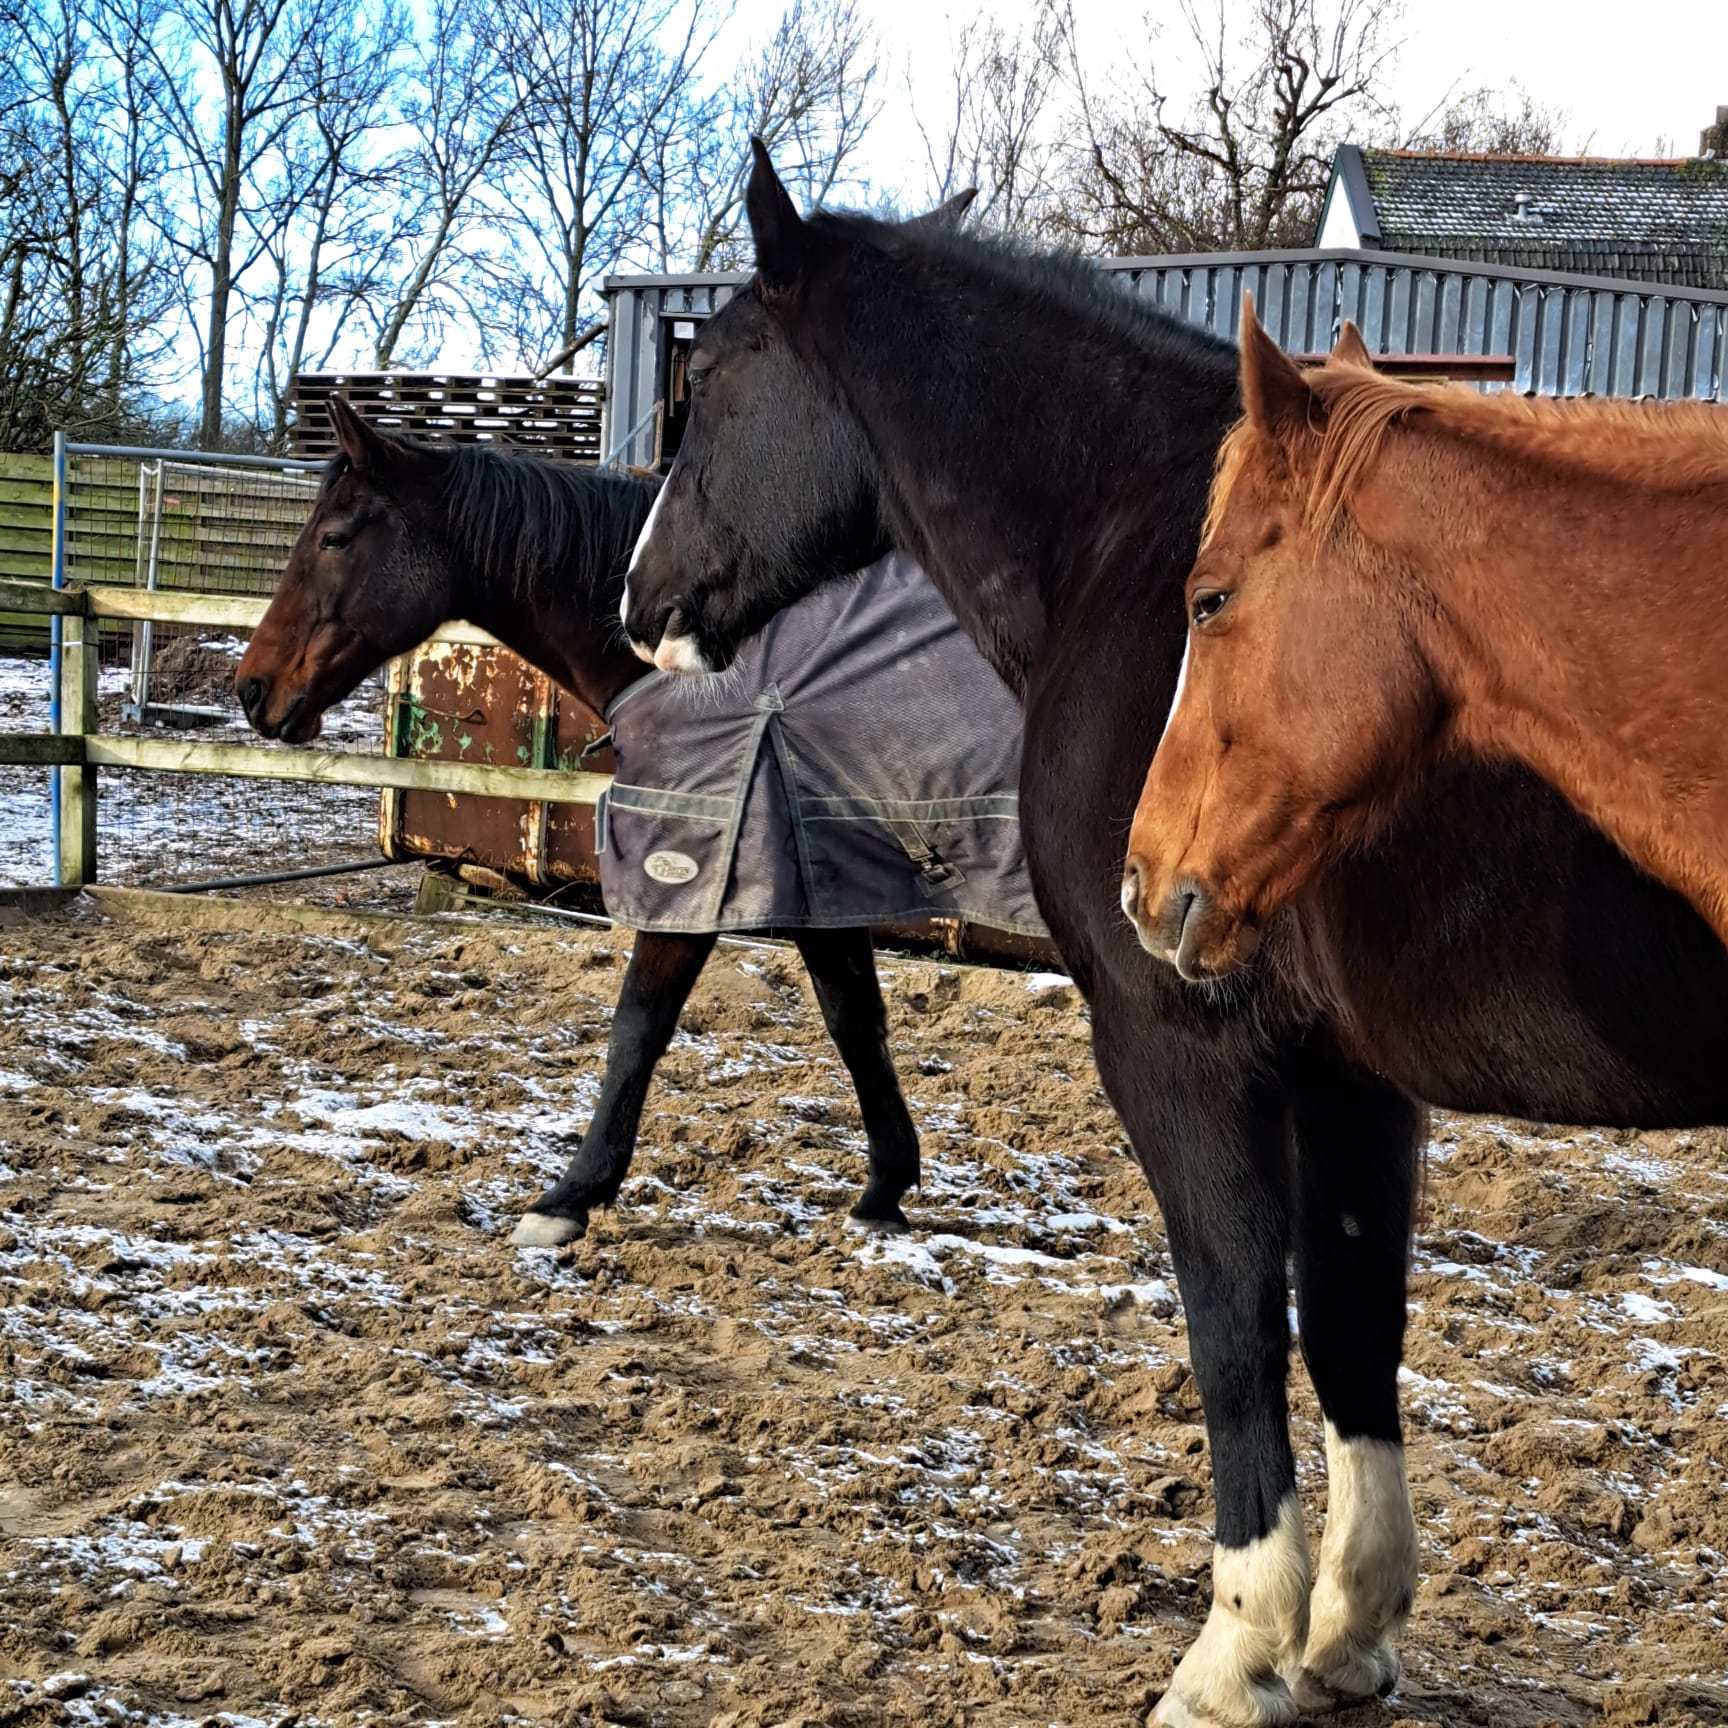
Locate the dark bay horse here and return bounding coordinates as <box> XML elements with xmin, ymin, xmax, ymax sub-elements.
<box><xmin>237</xmin><ymin>398</ymin><xmax>926</xmax><ymax>1248</ymax></box>
<box><xmin>1126</xmin><ymin>296</ymin><xmax>1728</xmax><ymax>978</ymax></box>
<box><xmin>619</xmin><ymin>144</ymin><xmax>1728</xmax><ymax>1726</ymax></box>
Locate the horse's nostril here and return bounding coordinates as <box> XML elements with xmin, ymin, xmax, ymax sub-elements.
<box><xmin>1121</xmin><ymin>857</ymin><xmax>1147</xmax><ymax>922</ymax></box>
<box><xmin>1169</xmin><ymin>885</ymin><xmax>1199</xmax><ymax>936</ymax></box>
<box><xmin>237</xmin><ymin>675</ymin><xmax>263</xmax><ymax>717</ymax></box>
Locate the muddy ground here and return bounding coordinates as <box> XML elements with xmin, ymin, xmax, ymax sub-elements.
<box><xmin>0</xmin><ymin>897</ymin><xmax>1725</xmax><ymax>1728</ymax></box>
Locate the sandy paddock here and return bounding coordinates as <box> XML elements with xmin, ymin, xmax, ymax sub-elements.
<box><xmin>0</xmin><ymin>897</ymin><xmax>1725</xmax><ymax>1727</ymax></box>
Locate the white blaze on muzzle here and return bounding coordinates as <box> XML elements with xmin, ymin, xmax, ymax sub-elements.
<box><xmin>653</xmin><ymin>630</ymin><xmax>712</xmax><ymax>675</ymax></box>
<box><xmin>621</xmin><ymin>485</ymin><xmax>670</xmax><ymax>629</ymax></box>
<box><xmin>1160</xmin><ymin>634</ymin><xmax>1191</xmax><ymax>744</ymax></box>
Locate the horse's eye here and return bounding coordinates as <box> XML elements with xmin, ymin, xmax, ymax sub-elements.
<box><xmin>1191</xmin><ymin>589</ymin><xmax>1230</xmax><ymax>627</ymax></box>
<box><xmin>688</xmin><ymin>366</ymin><xmax>711</xmax><ymax>392</ymax></box>
<box><xmin>320</xmin><ymin>531</ymin><xmax>351</xmax><ymax>552</ymax></box>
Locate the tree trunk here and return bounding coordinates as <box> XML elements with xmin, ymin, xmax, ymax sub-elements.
<box><xmin>201</xmin><ymin>116</ymin><xmax>244</xmax><ymax>448</ymax></box>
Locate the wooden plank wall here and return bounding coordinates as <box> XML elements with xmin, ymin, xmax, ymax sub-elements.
<box><xmin>1</xmin><ymin>454</ymin><xmax>321</xmax><ymax>648</ymax></box>
<box><xmin>1</xmin><ymin>454</ymin><xmax>319</xmax><ymax>594</ymax></box>
<box><xmin>62</xmin><ymin>457</ymin><xmax>321</xmax><ymax>596</ymax></box>
<box><xmin>0</xmin><ymin>453</ymin><xmax>52</xmax><ymax>585</ymax></box>
<box><xmin>291</xmin><ymin>372</ymin><xmax>604</xmax><ymax>462</ymax></box>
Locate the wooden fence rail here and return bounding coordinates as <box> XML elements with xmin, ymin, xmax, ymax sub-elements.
<box><xmin>0</xmin><ymin>581</ymin><xmax>610</xmax><ymax>887</ymax></box>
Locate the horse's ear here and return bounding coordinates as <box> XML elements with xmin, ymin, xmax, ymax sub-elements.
<box><xmin>903</xmin><ymin>187</ymin><xmax>978</xmax><ymax>234</ymax></box>
<box><xmin>328</xmin><ymin>395</ymin><xmax>394</xmax><ymax>473</ymax></box>
<box><xmin>1238</xmin><ymin>295</ymin><xmax>1315</xmax><ymax>444</ymax></box>
<box><xmin>1329</xmin><ymin>320</ymin><xmax>1374</xmax><ymax>370</ymax></box>
<box><xmin>746</xmin><ymin>137</ymin><xmax>807</xmax><ymax>292</ymax></box>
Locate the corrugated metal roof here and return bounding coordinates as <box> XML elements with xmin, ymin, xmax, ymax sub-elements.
<box><xmin>600</xmin><ymin>245</ymin><xmax>1728</xmax><ymax>464</ymax></box>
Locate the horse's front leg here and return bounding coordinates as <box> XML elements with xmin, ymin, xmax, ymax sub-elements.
<box><xmin>1091</xmin><ymin>986</ymin><xmax>1308</xmax><ymax>1728</ymax></box>
<box><xmin>511</xmin><ymin>929</ymin><xmax>717</xmax><ymax>1247</ymax></box>
<box><xmin>1288</xmin><ymin>1057</ymin><xmax>1422</xmax><ymax>1714</ymax></box>
<box><xmin>792</xmin><ymin>926</ymin><xmax>920</xmax><ymax>1231</ymax></box>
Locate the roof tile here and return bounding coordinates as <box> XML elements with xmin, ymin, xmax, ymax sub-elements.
<box><xmin>1359</xmin><ymin>150</ymin><xmax>1728</xmax><ymax>288</ymax></box>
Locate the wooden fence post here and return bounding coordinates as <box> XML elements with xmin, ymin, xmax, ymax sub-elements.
<box><xmin>57</xmin><ymin>608</ymin><xmax>97</xmax><ymax>885</ymax></box>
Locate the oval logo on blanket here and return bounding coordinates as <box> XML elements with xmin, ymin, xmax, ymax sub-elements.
<box><xmin>643</xmin><ymin>850</ymin><xmax>700</xmax><ymax>884</ymax></box>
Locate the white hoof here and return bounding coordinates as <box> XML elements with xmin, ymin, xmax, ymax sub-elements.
<box><xmin>1299</xmin><ymin>1428</ymin><xmax>1415</xmax><ymax>1712</ymax></box>
<box><xmin>1152</xmin><ymin>1676</ymin><xmax>1295</xmax><ymax>1728</ymax></box>
<box><xmin>842</xmin><ymin>1211</ymin><xmax>911</xmax><ymax>1237</ymax></box>
<box><xmin>510</xmin><ymin>1211</ymin><xmax>585</xmax><ymax>1248</ymax></box>
<box><xmin>1155</xmin><ymin>1498</ymin><xmax>1309</xmax><ymax>1728</ymax></box>
<box><xmin>1290</xmin><ymin>1643</ymin><xmax>1399</xmax><ymax>1713</ymax></box>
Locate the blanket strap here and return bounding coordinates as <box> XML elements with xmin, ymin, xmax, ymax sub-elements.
<box><xmin>882</xmin><ymin>819</ymin><xmax>966</xmax><ymax>894</ymax></box>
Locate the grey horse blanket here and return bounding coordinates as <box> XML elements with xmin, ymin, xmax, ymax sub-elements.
<box><xmin>594</xmin><ymin>553</ymin><xmax>1047</xmax><ymax>938</ymax></box>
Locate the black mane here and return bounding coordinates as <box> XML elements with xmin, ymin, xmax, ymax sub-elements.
<box><xmin>815</xmin><ymin>208</ymin><xmax>1237</xmax><ymax>375</ymax></box>
<box><xmin>324</xmin><ymin>439</ymin><xmax>658</xmax><ymax>606</ymax></box>
<box><xmin>445</xmin><ymin>444</ymin><xmax>658</xmax><ymax>603</ymax></box>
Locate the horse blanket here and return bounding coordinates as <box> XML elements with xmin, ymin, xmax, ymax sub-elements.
<box><xmin>594</xmin><ymin>553</ymin><xmax>1047</xmax><ymax>938</ymax></box>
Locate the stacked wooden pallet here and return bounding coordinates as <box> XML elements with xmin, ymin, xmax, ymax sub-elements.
<box><xmin>290</xmin><ymin>372</ymin><xmax>605</xmax><ymax>462</ymax></box>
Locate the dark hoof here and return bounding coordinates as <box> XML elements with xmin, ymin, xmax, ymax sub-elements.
<box><xmin>511</xmin><ymin>1209</ymin><xmax>588</xmax><ymax>1248</ymax></box>
<box><xmin>1289</xmin><ymin>1672</ymin><xmax>1340</xmax><ymax>1715</ymax></box>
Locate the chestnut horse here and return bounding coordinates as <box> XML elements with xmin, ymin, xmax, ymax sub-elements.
<box><xmin>1123</xmin><ymin>296</ymin><xmax>1728</xmax><ymax>979</ymax></box>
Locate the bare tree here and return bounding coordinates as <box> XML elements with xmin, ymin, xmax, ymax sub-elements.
<box><xmin>1055</xmin><ymin>0</ymin><xmax>1401</xmax><ymax>253</ymax></box>
<box><xmin>249</xmin><ymin>1</ymin><xmax>408</xmax><ymax>442</ymax></box>
<box><xmin>676</xmin><ymin>0</ymin><xmax>880</xmax><ymax>269</ymax></box>
<box><xmin>371</xmin><ymin>0</ymin><xmax>531</xmax><ymax>366</ymax></box>
<box><xmin>491</xmin><ymin>0</ymin><xmax>720</xmax><ymax>373</ymax></box>
<box><xmin>1403</xmin><ymin>82</ymin><xmax>1571</xmax><ymax>155</ymax></box>
<box><xmin>913</xmin><ymin>6</ymin><xmax>1061</xmax><ymax>234</ymax></box>
<box><xmin>0</xmin><ymin>0</ymin><xmax>176</xmax><ymax>448</ymax></box>
<box><xmin>145</xmin><ymin>0</ymin><xmax>338</xmax><ymax>446</ymax></box>
<box><xmin>89</xmin><ymin>0</ymin><xmax>177</xmax><ymax>401</ymax></box>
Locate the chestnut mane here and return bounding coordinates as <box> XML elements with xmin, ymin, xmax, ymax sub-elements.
<box><xmin>1204</xmin><ymin>365</ymin><xmax>1728</xmax><ymax>546</ymax></box>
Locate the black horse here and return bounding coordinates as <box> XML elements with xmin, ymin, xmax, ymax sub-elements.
<box><xmin>237</xmin><ymin>398</ymin><xmax>943</xmax><ymax>1248</ymax></box>
<box><xmin>621</xmin><ymin>143</ymin><xmax>1728</xmax><ymax>1727</ymax></box>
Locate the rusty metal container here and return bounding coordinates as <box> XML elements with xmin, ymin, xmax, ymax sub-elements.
<box><xmin>379</xmin><ymin>639</ymin><xmax>613</xmax><ymax>889</ymax></box>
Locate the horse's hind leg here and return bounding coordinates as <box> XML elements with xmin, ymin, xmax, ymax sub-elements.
<box><xmin>1091</xmin><ymin>985</ymin><xmax>1308</xmax><ymax>1728</ymax></box>
<box><xmin>792</xmin><ymin>927</ymin><xmax>919</xmax><ymax>1231</ymax></box>
<box><xmin>511</xmin><ymin>929</ymin><xmax>717</xmax><ymax>1248</ymax></box>
<box><xmin>1288</xmin><ymin>1058</ymin><xmax>1422</xmax><ymax>1714</ymax></box>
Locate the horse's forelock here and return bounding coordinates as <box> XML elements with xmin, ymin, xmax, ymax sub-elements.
<box><xmin>1201</xmin><ymin>421</ymin><xmax>1263</xmax><ymax>550</ymax></box>
<box><xmin>1306</xmin><ymin>369</ymin><xmax>1422</xmax><ymax>537</ymax></box>
<box><xmin>1206</xmin><ymin>368</ymin><xmax>1424</xmax><ymax>546</ymax></box>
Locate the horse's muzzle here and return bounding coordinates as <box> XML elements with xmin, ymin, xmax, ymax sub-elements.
<box><xmin>235</xmin><ymin>671</ymin><xmax>322</xmax><ymax>744</ymax></box>
<box><xmin>1123</xmin><ymin>857</ymin><xmax>1258</xmax><ymax>981</ymax></box>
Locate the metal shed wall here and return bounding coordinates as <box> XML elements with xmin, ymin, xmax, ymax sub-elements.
<box><xmin>1115</xmin><ymin>248</ymin><xmax>1728</xmax><ymax>401</ymax></box>
<box><xmin>602</xmin><ymin>275</ymin><xmax>740</xmax><ymax>467</ymax></box>
<box><xmin>602</xmin><ymin>246</ymin><xmax>1728</xmax><ymax>454</ymax></box>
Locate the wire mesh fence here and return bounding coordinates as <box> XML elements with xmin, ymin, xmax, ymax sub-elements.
<box><xmin>77</xmin><ymin>451</ymin><xmax>389</xmax><ymax>887</ymax></box>
<box><xmin>65</xmin><ymin>452</ymin><xmax>324</xmax><ymax>596</ymax></box>
<box><xmin>0</xmin><ymin>651</ymin><xmax>57</xmax><ymax>886</ymax></box>
<box><xmin>1</xmin><ymin>635</ymin><xmax>392</xmax><ymax>889</ymax></box>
